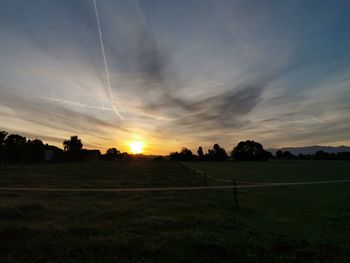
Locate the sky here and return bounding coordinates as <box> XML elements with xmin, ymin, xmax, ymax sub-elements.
<box><xmin>0</xmin><ymin>0</ymin><xmax>349</xmax><ymax>154</ymax></box>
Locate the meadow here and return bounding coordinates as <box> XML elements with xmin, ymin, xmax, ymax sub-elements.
<box><xmin>0</xmin><ymin>160</ymin><xmax>350</xmax><ymax>262</ymax></box>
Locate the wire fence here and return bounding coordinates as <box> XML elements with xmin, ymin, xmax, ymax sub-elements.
<box><xmin>0</xmin><ymin>180</ymin><xmax>350</xmax><ymax>193</ymax></box>
<box><xmin>179</xmin><ymin>162</ymin><xmax>269</xmax><ymax>184</ymax></box>
<box><xmin>0</xmin><ymin>162</ymin><xmax>349</xmax><ymax>193</ymax></box>
<box><xmin>179</xmin><ymin>162</ymin><xmax>350</xmax><ymax>188</ymax></box>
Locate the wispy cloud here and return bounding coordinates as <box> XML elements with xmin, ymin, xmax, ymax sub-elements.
<box><xmin>0</xmin><ymin>0</ymin><xmax>349</xmax><ymax>153</ymax></box>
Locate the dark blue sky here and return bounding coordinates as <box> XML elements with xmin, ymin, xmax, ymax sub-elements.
<box><xmin>0</xmin><ymin>0</ymin><xmax>349</xmax><ymax>153</ymax></box>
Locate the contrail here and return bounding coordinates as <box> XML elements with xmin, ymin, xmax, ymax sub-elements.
<box><xmin>92</xmin><ymin>0</ymin><xmax>124</xmax><ymax>120</ymax></box>
<box><xmin>303</xmin><ymin>114</ymin><xmax>323</xmax><ymax>124</ymax></box>
<box><xmin>41</xmin><ymin>96</ymin><xmax>115</xmax><ymax>112</ymax></box>
<box><xmin>193</xmin><ymin>76</ymin><xmax>223</xmax><ymax>86</ymax></box>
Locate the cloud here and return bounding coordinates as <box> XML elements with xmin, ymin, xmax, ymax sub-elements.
<box><xmin>165</xmin><ymin>85</ymin><xmax>262</xmax><ymax>130</ymax></box>
<box><xmin>1</xmin><ymin>0</ymin><xmax>350</xmax><ymax>153</ymax></box>
<box><xmin>0</xmin><ymin>89</ymin><xmax>130</xmax><ymax>139</ymax></box>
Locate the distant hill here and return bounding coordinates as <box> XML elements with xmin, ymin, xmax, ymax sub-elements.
<box><xmin>268</xmin><ymin>146</ymin><xmax>350</xmax><ymax>155</ymax></box>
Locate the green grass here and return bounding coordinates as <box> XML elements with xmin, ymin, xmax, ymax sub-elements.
<box><xmin>190</xmin><ymin>160</ymin><xmax>350</xmax><ymax>183</ymax></box>
<box><xmin>0</xmin><ymin>161</ymin><xmax>350</xmax><ymax>262</ymax></box>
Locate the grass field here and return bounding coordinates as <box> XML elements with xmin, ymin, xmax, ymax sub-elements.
<box><xmin>0</xmin><ymin>160</ymin><xmax>350</xmax><ymax>262</ymax></box>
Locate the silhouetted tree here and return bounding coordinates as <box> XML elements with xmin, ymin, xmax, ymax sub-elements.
<box><xmin>62</xmin><ymin>136</ymin><xmax>84</xmax><ymax>162</ymax></box>
<box><xmin>197</xmin><ymin>146</ymin><xmax>204</xmax><ymax>160</ymax></box>
<box><xmin>25</xmin><ymin>139</ymin><xmax>45</xmax><ymax>162</ymax></box>
<box><xmin>0</xmin><ymin>131</ymin><xmax>7</xmax><ymax>146</ymax></box>
<box><xmin>207</xmin><ymin>144</ymin><xmax>228</xmax><ymax>161</ymax></box>
<box><xmin>63</xmin><ymin>136</ymin><xmax>83</xmax><ymax>152</ymax></box>
<box><xmin>104</xmin><ymin>148</ymin><xmax>121</xmax><ymax>161</ymax></box>
<box><xmin>0</xmin><ymin>131</ymin><xmax>8</xmax><ymax>167</ymax></box>
<box><xmin>0</xmin><ymin>131</ymin><xmax>7</xmax><ymax>154</ymax></box>
<box><xmin>170</xmin><ymin>147</ymin><xmax>196</xmax><ymax>161</ymax></box>
<box><xmin>181</xmin><ymin>147</ymin><xmax>196</xmax><ymax>161</ymax></box>
<box><xmin>4</xmin><ymin>134</ymin><xmax>27</xmax><ymax>163</ymax></box>
<box><xmin>231</xmin><ymin>140</ymin><xmax>269</xmax><ymax>161</ymax></box>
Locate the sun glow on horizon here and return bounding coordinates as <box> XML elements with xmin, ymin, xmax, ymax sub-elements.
<box><xmin>129</xmin><ymin>141</ymin><xmax>144</xmax><ymax>154</ymax></box>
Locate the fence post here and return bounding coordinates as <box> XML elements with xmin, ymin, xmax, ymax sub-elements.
<box><xmin>233</xmin><ymin>180</ymin><xmax>238</xmax><ymax>208</ymax></box>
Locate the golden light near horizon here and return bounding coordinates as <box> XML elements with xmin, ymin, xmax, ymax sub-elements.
<box><xmin>129</xmin><ymin>141</ymin><xmax>144</xmax><ymax>154</ymax></box>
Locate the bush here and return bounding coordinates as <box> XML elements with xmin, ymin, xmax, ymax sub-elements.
<box><xmin>231</xmin><ymin>140</ymin><xmax>269</xmax><ymax>161</ymax></box>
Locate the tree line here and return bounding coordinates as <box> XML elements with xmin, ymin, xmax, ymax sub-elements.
<box><xmin>1</xmin><ymin>130</ymin><xmax>349</xmax><ymax>165</ymax></box>
<box><xmin>170</xmin><ymin>141</ymin><xmax>350</xmax><ymax>161</ymax></box>
<box><xmin>170</xmin><ymin>140</ymin><xmax>271</xmax><ymax>161</ymax></box>
<box><xmin>0</xmin><ymin>131</ymin><xmax>137</xmax><ymax>165</ymax></box>
<box><xmin>0</xmin><ymin>131</ymin><xmax>47</xmax><ymax>164</ymax></box>
<box><xmin>274</xmin><ymin>150</ymin><xmax>350</xmax><ymax>160</ymax></box>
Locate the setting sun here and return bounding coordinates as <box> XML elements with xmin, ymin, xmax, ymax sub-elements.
<box><xmin>129</xmin><ymin>141</ymin><xmax>144</xmax><ymax>154</ymax></box>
